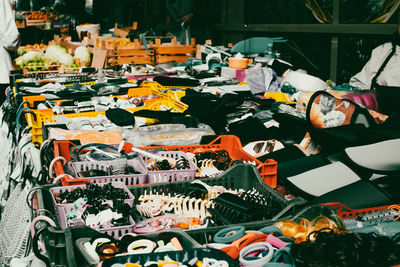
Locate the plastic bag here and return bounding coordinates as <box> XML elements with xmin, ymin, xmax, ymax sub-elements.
<box><xmin>48</xmin><ymin>128</ymin><xmax>123</xmax><ymax>144</ymax></box>
<box><xmin>123</xmin><ymin>124</ymin><xmax>215</xmax><ymax>146</ymax></box>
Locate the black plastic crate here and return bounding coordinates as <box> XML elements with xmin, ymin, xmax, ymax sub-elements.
<box><xmin>36</xmin><ymin>185</ymin><xmax>107</xmax><ymax>267</ymax></box>
<box><xmin>100</xmin><ymin>248</ymin><xmax>237</xmax><ymax>267</ymax></box>
<box><xmin>187</xmin><ymin>204</ymin><xmax>342</xmax><ymax>245</ymax></box>
<box><xmin>128</xmin><ymin>164</ymin><xmax>307</xmax><ymax>225</ymax></box>
<box><xmin>75</xmin><ymin>230</ymin><xmax>201</xmax><ymax>267</ymax></box>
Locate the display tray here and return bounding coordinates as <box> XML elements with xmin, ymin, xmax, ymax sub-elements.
<box><xmin>128</xmin><ymin>164</ymin><xmax>307</xmax><ymax>228</ymax></box>
<box><xmin>100</xmin><ymin>248</ymin><xmax>237</xmax><ymax>267</ymax></box>
<box><xmin>75</xmin><ymin>230</ymin><xmax>201</xmax><ymax>267</ymax></box>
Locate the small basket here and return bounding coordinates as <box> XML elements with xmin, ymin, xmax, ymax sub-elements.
<box><xmin>49</xmin><ymin>183</ymin><xmax>135</xmax><ymax>233</ymax></box>
<box><xmin>140</xmin><ymin>151</ymin><xmax>197</xmax><ymax>183</ymax></box>
<box><xmin>71</xmin><ymin>158</ymin><xmax>149</xmax><ymax>186</ymax></box>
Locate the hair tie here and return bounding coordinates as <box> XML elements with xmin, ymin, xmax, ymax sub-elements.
<box><xmin>258</xmin><ymin>225</ymin><xmax>282</xmax><ymax>236</ymax></box>
<box><xmin>127</xmin><ymin>239</ymin><xmax>155</xmax><ymax>254</ymax></box>
<box><xmin>239</xmin><ymin>242</ymin><xmax>274</xmax><ymax>266</ymax></box>
<box><xmin>238</xmin><ymin>233</ymin><xmax>269</xmax><ymax>250</ymax></box>
<box><xmin>214</xmin><ymin>226</ymin><xmax>245</xmax><ymax>243</ymax></box>
<box><xmin>95</xmin><ymin>242</ymin><xmax>119</xmax><ymax>261</ymax></box>
<box><xmin>266</xmin><ymin>235</ymin><xmax>289</xmax><ymax>249</ymax></box>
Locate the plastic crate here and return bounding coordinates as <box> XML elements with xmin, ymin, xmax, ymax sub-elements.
<box><xmin>321</xmin><ymin>202</ymin><xmax>400</xmax><ymax>219</ymax></box>
<box><xmin>139</xmin><ymin>80</ymin><xmax>195</xmax><ymax>91</ymax></box>
<box><xmin>24</xmin><ymin>108</ymin><xmax>138</xmax><ymax>144</ymax></box>
<box><xmin>101</xmin><ymin>248</ymin><xmax>236</xmax><ymax>267</ymax></box>
<box><xmin>51</xmin><ymin>141</ymin><xmax>196</xmax><ymax>186</ymax></box>
<box><xmin>52</xmin><ymin>140</ymin><xmax>77</xmax><ymax>185</ymax></box>
<box><xmin>187</xmin><ymin>204</ymin><xmax>340</xmax><ymax>245</ymax></box>
<box><xmin>22</xmin><ymin>95</ymin><xmax>46</xmax><ymax>107</ymax></box>
<box><xmin>141</xmin><ymin>97</ymin><xmax>188</xmax><ymax>113</ymax></box>
<box><xmin>75</xmin><ymin>230</ymin><xmax>201</xmax><ymax>267</ymax></box>
<box><xmin>35</xmin><ymin>185</ymin><xmax>78</xmax><ymax>267</ymax></box>
<box><xmin>49</xmin><ymin>183</ymin><xmax>135</xmax><ymax>234</ymax></box>
<box><xmin>52</xmin><ymin>140</ymin><xmax>148</xmax><ymax>187</ymax></box>
<box><xmin>140</xmin><ymin>151</ymin><xmax>197</xmax><ymax>183</ymax></box>
<box><xmin>34</xmin><ymin>185</ymin><xmax>123</xmax><ymax>267</ymax></box>
<box><xmin>24</xmin><ymin>97</ymin><xmax>186</xmax><ymax>143</ymax></box>
<box><xmin>139</xmin><ymin>135</ymin><xmax>278</xmax><ymax>188</ymax></box>
<box><xmin>154</xmin><ymin>37</ymin><xmax>196</xmax><ymax>64</ymax></box>
<box><xmin>71</xmin><ymin>158</ymin><xmax>149</xmax><ymax>186</ymax></box>
<box><xmin>127</xmin><ymin>164</ymin><xmax>306</xmax><ymax>226</ymax></box>
<box><xmin>22</xmin><ymin>89</ymin><xmax>159</xmax><ymax>108</ymax></box>
<box><xmin>167</xmin><ymin>90</ymin><xmax>186</xmax><ymax>101</ymax></box>
<box><xmin>125</xmin><ymin>87</ymin><xmax>157</xmax><ymax>99</ymax></box>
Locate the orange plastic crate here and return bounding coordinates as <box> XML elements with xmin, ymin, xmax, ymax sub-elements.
<box><xmin>321</xmin><ymin>202</ymin><xmax>400</xmax><ymax>219</ymax></box>
<box><xmin>137</xmin><ymin>135</ymin><xmax>277</xmax><ymax>188</ymax></box>
<box><xmin>53</xmin><ymin>136</ymin><xmax>277</xmax><ymax>188</ymax></box>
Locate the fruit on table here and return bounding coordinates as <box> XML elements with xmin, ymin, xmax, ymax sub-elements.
<box><xmin>22</xmin><ymin>44</ymin><xmax>48</xmax><ymax>50</ymax></box>
<box><xmin>26</xmin><ymin>11</ymin><xmax>47</xmax><ymax>20</ymax></box>
<box><xmin>15</xmin><ymin>43</ymin><xmax>92</xmax><ymax>71</ymax></box>
<box><xmin>95</xmin><ymin>39</ymin><xmax>135</xmax><ymax>49</ymax></box>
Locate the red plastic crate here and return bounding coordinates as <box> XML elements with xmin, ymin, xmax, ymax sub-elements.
<box><xmin>136</xmin><ymin>135</ymin><xmax>278</xmax><ymax>188</ymax></box>
<box><xmin>52</xmin><ymin>140</ymin><xmax>90</xmax><ymax>186</ymax></box>
<box><xmin>321</xmin><ymin>202</ymin><xmax>400</xmax><ymax>219</ymax></box>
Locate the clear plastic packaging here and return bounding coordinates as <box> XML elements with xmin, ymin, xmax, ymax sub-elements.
<box><xmin>123</xmin><ymin>124</ymin><xmax>215</xmax><ymax>146</ymax></box>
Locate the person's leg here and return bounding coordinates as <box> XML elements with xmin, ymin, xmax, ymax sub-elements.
<box><xmin>0</xmin><ymin>84</ymin><xmax>8</xmax><ymax>105</ymax></box>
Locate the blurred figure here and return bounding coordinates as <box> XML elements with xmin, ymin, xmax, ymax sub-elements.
<box><xmin>165</xmin><ymin>0</ymin><xmax>194</xmax><ymax>45</ymax></box>
<box><xmin>150</xmin><ymin>0</ymin><xmax>210</xmax><ymax>45</ymax></box>
<box><xmin>350</xmin><ymin>11</ymin><xmax>400</xmax><ymax>115</ymax></box>
<box><xmin>0</xmin><ymin>0</ymin><xmax>20</xmax><ymax>104</ymax></box>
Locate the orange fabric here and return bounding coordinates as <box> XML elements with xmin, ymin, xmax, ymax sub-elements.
<box><xmin>221</xmin><ymin>245</ymin><xmax>240</xmax><ymax>259</ymax></box>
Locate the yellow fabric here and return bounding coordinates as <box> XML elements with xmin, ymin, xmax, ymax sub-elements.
<box><xmin>264</xmin><ymin>92</ymin><xmax>296</xmax><ymax>104</ymax></box>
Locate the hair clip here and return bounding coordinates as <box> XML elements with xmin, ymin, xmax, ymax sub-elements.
<box><xmin>186</xmin><ymin>152</ymin><xmax>197</xmax><ymax>166</ymax></box>
<box><xmin>198</xmin><ymin>159</ymin><xmax>223</xmax><ymax>178</ymax></box>
<box><xmin>176</xmin><ymin>156</ymin><xmax>190</xmax><ymax>170</ymax></box>
<box><xmin>187</xmin><ymin>197</ymin><xmax>197</xmax><ymax>216</ymax></box>
<box><xmin>95</xmin><ymin>241</ymin><xmax>119</xmax><ymax>261</ymax></box>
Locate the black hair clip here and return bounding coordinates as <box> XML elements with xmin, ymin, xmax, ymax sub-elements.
<box><xmin>176</xmin><ymin>156</ymin><xmax>190</xmax><ymax>170</ymax></box>
<box><xmin>147</xmin><ymin>159</ymin><xmax>169</xmax><ymax>171</ymax></box>
<box><xmin>208</xmin><ymin>190</ymin><xmax>275</xmax><ymax>225</ymax></box>
<box><xmin>55</xmin><ymin>183</ymin><xmax>129</xmax><ymax>205</ymax></box>
<box><xmin>182</xmin><ymin>182</ymin><xmax>209</xmax><ymax>199</ymax></box>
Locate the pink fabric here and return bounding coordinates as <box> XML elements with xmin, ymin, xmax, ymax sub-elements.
<box><xmin>236</xmin><ymin>69</ymin><xmax>247</xmax><ymax>82</ymax></box>
<box><xmin>342</xmin><ymin>91</ymin><xmax>379</xmax><ymax>111</ymax></box>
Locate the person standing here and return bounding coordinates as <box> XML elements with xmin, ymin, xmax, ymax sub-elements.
<box><xmin>0</xmin><ymin>0</ymin><xmax>20</xmax><ymax>104</ymax></box>
<box><xmin>165</xmin><ymin>0</ymin><xmax>194</xmax><ymax>45</ymax></box>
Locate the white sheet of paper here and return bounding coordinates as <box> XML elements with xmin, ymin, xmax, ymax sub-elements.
<box><xmin>287</xmin><ymin>162</ymin><xmax>360</xmax><ymax>197</ymax></box>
